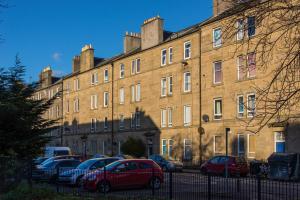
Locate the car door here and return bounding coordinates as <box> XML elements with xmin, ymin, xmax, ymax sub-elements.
<box><xmin>206</xmin><ymin>157</ymin><xmax>220</xmax><ymax>174</ymax></box>
<box><xmin>110</xmin><ymin>162</ymin><xmax>130</xmax><ymax>188</ymax></box>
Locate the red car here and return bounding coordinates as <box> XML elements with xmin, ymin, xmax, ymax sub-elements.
<box><xmin>82</xmin><ymin>159</ymin><xmax>163</xmax><ymax>193</ymax></box>
<box><xmin>200</xmin><ymin>156</ymin><xmax>249</xmax><ymax>177</ymax></box>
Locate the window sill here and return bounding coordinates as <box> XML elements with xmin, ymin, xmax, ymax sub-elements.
<box><xmin>212</xmin><ymin>83</ymin><xmax>223</xmax><ymax>87</ymax></box>
<box><xmin>183</xmin><ymin>91</ymin><xmax>192</xmax><ymax>94</ymax></box>
<box><xmin>236</xmin><ymin>77</ymin><xmax>256</xmax><ymax>83</ymax></box>
<box><xmin>213</xmin><ymin>45</ymin><xmax>222</xmax><ymax>49</ymax></box>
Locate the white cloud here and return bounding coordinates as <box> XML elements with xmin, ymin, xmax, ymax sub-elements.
<box><xmin>52</xmin><ymin>52</ymin><xmax>62</xmax><ymax>61</ymax></box>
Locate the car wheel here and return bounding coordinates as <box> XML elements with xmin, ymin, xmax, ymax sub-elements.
<box><xmin>97</xmin><ymin>181</ymin><xmax>111</xmax><ymax>193</ymax></box>
<box><xmin>75</xmin><ymin>176</ymin><xmax>83</xmax><ymax>186</ymax></box>
<box><xmin>149</xmin><ymin>177</ymin><xmax>161</xmax><ymax>190</ymax></box>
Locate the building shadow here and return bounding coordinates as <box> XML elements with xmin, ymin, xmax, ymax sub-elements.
<box><xmin>61</xmin><ymin>107</ymin><xmax>161</xmax><ymax>158</ymax></box>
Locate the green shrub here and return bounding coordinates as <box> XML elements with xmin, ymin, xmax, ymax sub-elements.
<box><xmin>121</xmin><ymin>137</ymin><xmax>146</xmax><ymax>158</ymax></box>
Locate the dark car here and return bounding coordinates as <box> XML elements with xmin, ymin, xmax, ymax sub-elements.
<box><xmin>150</xmin><ymin>154</ymin><xmax>183</xmax><ymax>171</ymax></box>
<box><xmin>58</xmin><ymin>157</ymin><xmax>119</xmax><ymax>185</ymax></box>
<box><xmin>32</xmin><ymin>159</ymin><xmax>81</xmax><ymax>182</ymax></box>
<box><xmin>82</xmin><ymin>159</ymin><xmax>163</xmax><ymax>193</ymax></box>
<box><xmin>200</xmin><ymin>156</ymin><xmax>249</xmax><ymax>177</ymax></box>
<box><xmin>37</xmin><ymin>155</ymin><xmax>82</xmax><ymax>168</ymax></box>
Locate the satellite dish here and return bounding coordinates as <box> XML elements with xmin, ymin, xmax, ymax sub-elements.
<box><xmin>202</xmin><ymin>114</ymin><xmax>209</xmax><ymax>122</ymax></box>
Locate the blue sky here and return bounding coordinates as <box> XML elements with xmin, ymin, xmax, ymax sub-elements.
<box><xmin>0</xmin><ymin>0</ymin><xmax>212</xmax><ymax>82</ymax></box>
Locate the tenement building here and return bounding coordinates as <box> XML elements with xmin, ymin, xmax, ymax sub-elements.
<box><xmin>36</xmin><ymin>0</ymin><xmax>300</xmax><ymax>164</ymax></box>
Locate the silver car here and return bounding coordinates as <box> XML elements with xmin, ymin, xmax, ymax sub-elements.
<box><xmin>58</xmin><ymin>157</ymin><xmax>119</xmax><ymax>185</ymax></box>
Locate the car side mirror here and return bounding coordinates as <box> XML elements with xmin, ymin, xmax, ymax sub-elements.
<box><xmin>90</xmin><ymin>166</ymin><xmax>96</xmax><ymax>170</ymax></box>
<box><xmin>114</xmin><ymin>169</ymin><xmax>121</xmax><ymax>173</ymax></box>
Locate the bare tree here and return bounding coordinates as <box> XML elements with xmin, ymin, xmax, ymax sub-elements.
<box><xmin>220</xmin><ymin>0</ymin><xmax>300</xmax><ymax>133</ymax></box>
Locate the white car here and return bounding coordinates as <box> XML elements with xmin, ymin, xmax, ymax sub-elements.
<box><xmin>58</xmin><ymin>157</ymin><xmax>119</xmax><ymax>185</ymax></box>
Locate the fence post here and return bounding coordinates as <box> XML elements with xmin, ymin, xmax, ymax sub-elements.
<box><xmin>56</xmin><ymin>167</ymin><xmax>59</xmax><ymax>193</ymax></box>
<box><xmin>236</xmin><ymin>177</ymin><xmax>240</xmax><ymax>193</ymax></box>
<box><xmin>152</xmin><ymin>167</ymin><xmax>155</xmax><ymax>197</ymax></box>
<box><xmin>169</xmin><ymin>171</ymin><xmax>173</xmax><ymax>200</ymax></box>
<box><xmin>257</xmin><ymin>175</ymin><xmax>261</xmax><ymax>200</ymax></box>
<box><xmin>208</xmin><ymin>174</ymin><xmax>211</xmax><ymax>200</ymax></box>
<box><xmin>104</xmin><ymin>166</ymin><xmax>106</xmax><ymax>196</ymax></box>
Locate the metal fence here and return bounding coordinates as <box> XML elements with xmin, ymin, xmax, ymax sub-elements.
<box><xmin>30</xmin><ymin>167</ymin><xmax>300</xmax><ymax>200</ymax></box>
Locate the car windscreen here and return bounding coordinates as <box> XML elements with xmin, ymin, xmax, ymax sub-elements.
<box><xmin>40</xmin><ymin>158</ymin><xmax>53</xmax><ymax>166</ymax></box>
<box><xmin>77</xmin><ymin>159</ymin><xmax>96</xmax><ymax>170</ymax></box>
<box><xmin>105</xmin><ymin>161</ymin><xmax>121</xmax><ymax>171</ymax></box>
<box><xmin>43</xmin><ymin>161</ymin><xmax>57</xmax><ymax>168</ymax></box>
<box><xmin>54</xmin><ymin>150</ymin><xmax>70</xmax><ymax>156</ymax></box>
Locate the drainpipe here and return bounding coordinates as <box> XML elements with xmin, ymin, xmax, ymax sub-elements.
<box><xmin>111</xmin><ymin>62</ymin><xmax>115</xmax><ymax>156</ymax></box>
<box><xmin>61</xmin><ymin>79</ymin><xmax>64</xmax><ymax>146</ymax></box>
<box><xmin>199</xmin><ymin>28</ymin><xmax>203</xmax><ymax>165</ymax></box>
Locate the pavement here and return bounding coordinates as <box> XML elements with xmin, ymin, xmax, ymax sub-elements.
<box><xmin>37</xmin><ymin>171</ymin><xmax>300</xmax><ymax>200</ymax></box>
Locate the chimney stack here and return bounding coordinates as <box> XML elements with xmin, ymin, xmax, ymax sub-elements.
<box><xmin>124</xmin><ymin>32</ymin><xmax>141</xmax><ymax>53</ymax></box>
<box><xmin>141</xmin><ymin>15</ymin><xmax>164</xmax><ymax>50</ymax></box>
<box><xmin>39</xmin><ymin>66</ymin><xmax>52</xmax><ymax>88</ymax></box>
<box><xmin>213</xmin><ymin>0</ymin><xmax>235</xmax><ymax>16</ymax></box>
<box><xmin>79</xmin><ymin>44</ymin><xmax>94</xmax><ymax>72</ymax></box>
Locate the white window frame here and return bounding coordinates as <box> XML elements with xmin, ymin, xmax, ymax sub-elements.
<box><xmin>247</xmin><ymin>134</ymin><xmax>256</xmax><ymax>158</ymax></box>
<box><xmin>213</xmin><ymin>27</ymin><xmax>222</xmax><ymax>48</ymax></box>
<box><xmin>168</xmin><ymin>139</ymin><xmax>173</xmax><ymax>158</ymax></box>
<box><xmin>120</xmin><ymin>64</ymin><xmax>125</xmax><ymax>79</ymax></box>
<box><xmin>74</xmin><ymin>78</ymin><xmax>80</xmax><ymax>91</ymax></box>
<box><xmin>213</xmin><ymin>61</ymin><xmax>222</xmax><ymax>84</ymax></box>
<box><xmin>136</xmin><ymin>83</ymin><xmax>141</xmax><ymax>102</ymax></box>
<box><xmin>183</xmin><ymin>139</ymin><xmax>192</xmax><ymax>159</ymax></box>
<box><xmin>91</xmin><ymin>118</ymin><xmax>97</xmax><ymax>132</ymax></box>
<box><xmin>131</xmin><ymin>85</ymin><xmax>135</xmax><ymax>102</ymax></box>
<box><xmin>183</xmin><ymin>105</ymin><xmax>191</xmax><ymax>126</ymax></box>
<box><xmin>161</xmin><ymin>49</ymin><xmax>167</xmax><ymax>66</ymax></box>
<box><xmin>74</xmin><ymin>98</ymin><xmax>79</xmax><ymax>112</ymax></box>
<box><xmin>183</xmin><ymin>72</ymin><xmax>191</xmax><ymax>92</ymax></box>
<box><xmin>168</xmin><ymin>108</ymin><xmax>173</xmax><ymax>127</ymax></box>
<box><xmin>90</xmin><ymin>95</ymin><xmax>98</xmax><ymax>110</ymax></box>
<box><xmin>91</xmin><ymin>72</ymin><xmax>98</xmax><ymax>85</ymax></box>
<box><xmin>131</xmin><ymin>60</ymin><xmax>136</xmax><ymax>75</ymax></box>
<box><xmin>104</xmin><ymin>117</ymin><xmax>108</xmax><ymax>130</ymax></box>
<box><xmin>237</xmin><ymin>95</ymin><xmax>244</xmax><ymax>118</ymax></box>
<box><xmin>104</xmin><ymin>92</ymin><xmax>109</xmax><ymax>107</ymax></box>
<box><xmin>66</xmin><ymin>100</ymin><xmax>70</xmax><ymax>113</ymax></box>
<box><xmin>136</xmin><ymin>58</ymin><xmax>141</xmax><ymax>73</ymax></box>
<box><xmin>237</xmin><ymin>55</ymin><xmax>245</xmax><ymax>80</ymax></box>
<box><xmin>214</xmin><ymin>98</ymin><xmax>222</xmax><ymax>120</ymax></box>
<box><xmin>161</xmin><ymin>78</ymin><xmax>167</xmax><ymax>97</ymax></box>
<box><xmin>236</xmin><ymin>19</ymin><xmax>244</xmax><ymax>41</ymax></box>
<box><xmin>237</xmin><ymin>134</ymin><xmax>245</xmax><ymax>155</ymax></box>
<box><xmin>169</xmin><ymin>47</ymin><xmax>173</xmax><ymax>64</ymax></box>
<box><xmin>247</xmin><ymin>52</ymin><xmax>256</xmax><ymax>78</ymax></box>
<box><xmin>184</xmin><ymin>41</ymin><xmax>191</xmax><ymax>60</ymax></box>
<box><xmin>104</xmin><ymin>69</ymin><xmax>109</xmax><ymax>82</ymax></box>
<box><xmin>119</xmin><ymin>114</ymin><xmax>125</xmax><ymax>130</ymax></box>
<box><xmin>161</xmin><ymin>109</ymin><xmax>167</xmax><ymax>128</ymax></box>
<box><xmin>131</xmin><ymin>113</ymin><xmax>135</xmax><ymax>128</ymax></box>
<box><xmin>167</xmin><ymin>76</ymin><xmax>173</xmax><ymax>95</ymax></box>
<box><xmin>135</xmin><ymin>111</ymin><xmax>140</xmax><ymax>128</ymax></box>
<box><xmin>214</xmin><ymin>135</ymin><xmax>222</xmax><ymax>154</ymax></box>
<box><xmin>161</xmin><ymin>139</ymin><xmax>167</xmax><ymax>156</ymax></box>
<box><xmin>247</xmin><ymin>93</ymin><xmax>256</xmax><ymax>118</ymax></box>
<box><xmin>274</xmin><ymin>132</ymin><xmax>286</xmax><ymax>153</ymax></box>
<box><xmin>119</xmin><ymin>87</ymin><xmax>125</xmax><ymax>104</ymax></box>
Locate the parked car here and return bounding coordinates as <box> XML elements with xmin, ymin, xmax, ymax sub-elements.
<box><xmin>268</xmin><ymin>153</ymin><xmax>300</xmax><ymax>181</ymax></box>
<box><xmin>58</xmin><ymin>157</ymin><xmax>120</xmax><ymax>185</ymax></box>
<box><xmin>32</xmin><ymin>159</ymin><xmax>81</xmax><ymax>182</ymax></box>
<box><xmin>37</xmin><ymin>155</ymin><xmax>82</xmax><ymax>169</ymax></box>
<box><xmin>44</xmin><ymin>147</ymin><xmax>72</xmax><ymax>158</ymax></box>
<box><xmin>200</xmin><ymin>156</ymin><xmax>249</xmax><ymax>177</ymax></box>
<box><xmin>93</xmin><ymin>154</ymin><xmax>107</xmax><ymax>159</ymax></box>
<box><xmin>33</xmin><ymin>157</ymin><xmax>48</xmax><ymax>165</ymax></box>
<box><xmin>149</xmin><ymin>154</ymin><xmax>183</xmax><ymax>172</ymax></box>
<box><xmin>82</xmin><ymin>159</ymin><xmax>163</xmax><ymax>193</ymax></box>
